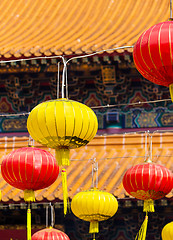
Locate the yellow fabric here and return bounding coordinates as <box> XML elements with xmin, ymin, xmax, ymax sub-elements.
<box><xmin>135</xmin><ymin>214</ymin><xmax>148</xmax><ymax>240</ymax></box>
<box><xmin>27</xmin><ymin>98</ymin><xmax>98</xmax><ymax>151</ymax></box>
<box><xmin>169</xmin><ymin>84</ymin><xmax>173</xmax><ymax>102</ymax></box>
<box><xmin>24</xmin><ymin>190</ymin><xmax>35</xmax><ymax>202</ymax></box>
<box><xmin>143</xmin><ymin>200</ymin><xmax>155</xmax><ymax>213</ymax></box>
<box><xmin>89</xmin><ymin>221</ymin><xmax>99</xmax><ymax>233</ymax></box>
<box><xmin>162</xmin><ymin>221</ymin><xmax>173</xmax><ymax>240</ymax></box>
<box><xmin>27</xmin><ymin>206</ymin><xmax>31</xmax><ymax>240</ymax></box>
<box><xmin>55</xmin><ymin>148</ymin><xmax>70</xmax><ymax>166</ymax></box>
<box><xmin>62</xmin><ymin>169</ymin><xmax>68</xmax><ymax>215</ymax></box>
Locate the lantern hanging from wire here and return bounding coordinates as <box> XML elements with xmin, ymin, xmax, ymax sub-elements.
<box><xmin>133</xmin><ymin>20</ymin><xmax>173</xmax><ymax>101</ymax></box>
<box><xmin>1</xmin><ymin>147</ymin><xmax>59</xmax><ymax>240</ymax></box>
<box><xmin>161</xmin><ymin>221</ymin><xmax>173</xmax><ymax>240</ymax></box>
<box><xmin>71</xmin><ymin>188</ymin><xmax>118</xmax><ymax>240</ymax></box>
<box><xmin>123</xmin><ymin>162</ymin><xmax>173</xmax><ymax>240</ymax></box>
<box><xmin>31</xmin><ymin>227</ymin><xmax>70</xmax><ymax>240</ymax></box>
<box><xmin>27</xmin><ymin>98</ymin><xmax>98</xmax><ymax>166</ymax></box>
<box><xmin>27</xmin><ymin>98</ymin><xmax>98</xmax><ymax>214</ymax></box>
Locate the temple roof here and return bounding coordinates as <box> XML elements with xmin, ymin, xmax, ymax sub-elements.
<box><xmin>0</xmin><ymin>133</ymin><xmax>173</xmax><ymax>202</ymax></box>
<box><xmin>0</xmin><ymin>0</ymin><xmax>170</xmax><ymax>59</ymax></box>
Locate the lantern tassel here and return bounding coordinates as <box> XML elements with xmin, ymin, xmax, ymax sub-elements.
<box><xmin>27</xmin><ymin>203</ymin><xmax>31</xmax><ymax>240</ymax></box>
<box><xmin>169</xmin><ymin>83</ymin><xmax>173</xmax><ymax>102</ymax></box>
<box><xmin>62</xmin><ymin>168</ymin><xmax>68</xmax><ymax>215</ymax></box>
<box><xmin>89</xmin><ymin>221</ymin><xmax>99</xmax><ymax>234</ymax></box>
<box><xmin>24</xmin><ymin>190</ymin><xmax>35</xmax><ymax>202</ymax></box>
<box><xmin>135</xmin><ymin>213</ymin><xmax>148</xmax><ymax>240</ymax></box>
<box><xmin>0</xmin><ymin>190</ymin><xmax>1</xmax><ymax>201</ymax></box>
<box><xmin>143</xmin><ymin>200</ymin><xmax>155</xmax><ymax>213</ymax></box>
<box><xmin>55</xmin><ymin>148</ymin><xmax>70</xmax><ymax>166</ymax></box>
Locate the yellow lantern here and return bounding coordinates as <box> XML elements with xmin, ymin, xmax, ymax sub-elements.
<box><xmin>71</xmin><ymin>188</ymin><xmax>118</xmax><ymax>239</ymax></box>
<box><xmin>162</xmin><ymin>222</ymin><xmax>173</xmax><ymax>240</ymax></box>
<box><xmin>27</xmin><ymin>98</ymin><xmax>98</xmax><ymax>166</ymax></box>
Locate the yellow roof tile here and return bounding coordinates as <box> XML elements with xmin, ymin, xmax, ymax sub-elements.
<box><xmin>0</xmin><ymin>133</ymin><xmax>172</xmax><ymax>202</ymax></box>
<box><xmin>0</xmin><ymin>0</ymin><xmax>170</xmax><ymax>58</ymax></box>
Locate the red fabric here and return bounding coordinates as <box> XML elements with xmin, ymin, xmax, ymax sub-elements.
<box><xmin>1</xmin><ymin>147</ymin><xmax>59</xmax><ymax>191</ymax></box>
<box><xmin>133</xmin><ymin>21</ymin><xmax>173</xmax><ymax>87</ymax></box>
<box><xmin>123</xmin><ymin>163</ymin><xmax>173</xmax><ymax>200</ymax></box>
<box><xmin>31</xmin><ymin>228</ymin><xmax>70</xmax><ymax>240</ymax></box>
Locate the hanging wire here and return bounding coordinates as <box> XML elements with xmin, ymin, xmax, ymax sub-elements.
<box><xmin>61</xmin><ymin>58</ymin><xmax>67</xmax><ymax>98</ymax></box>
<box><xmin>150</xmin><ymin>134</ymin><xmax>153</xmax><ymax>161</ymax></box>
<box><xmin>46</xmin><ymin>204</ymin><xmax>49</xmax><ymax>228</ymax></box>
<box><xmin>170</xmin><ymin>0</ymin><xmax>172</xmax><ymax>18</ymax></box>
<box><xmin>65</xmin><ymin>65</ymin><xmax>68</xmax><ymax>99</ymax></box>
<box><xmin>57</xmin><ymin>62</ymin><xmax>60</xmax><ymax>99</ymax></box>
<box><xmin>91</xmin><ymin>159</ymin><xmax>98</xmax><ymax>188</ymax></box>
<box><xmin>51</xmin><ymin>204</ymin><xmax>55</xmax><ymax>227</ymax></box>
<box><xmin>145</xmin><ymin>132</ymin><xmax>148</xmax><ymax>161</ymax></box>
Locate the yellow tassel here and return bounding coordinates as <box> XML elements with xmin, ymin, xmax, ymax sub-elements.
<box><xmin>0</xmin><ymin>190</ymin><xmax>1</xmax><ymax>201</ymax></box>
<box><xmin>55</xmin><ymin>148</ymin><xmax>70</xmax><ymax>166</ymax></box>
<box><xmin>93</xmin><ymin>233</ymin><xmax>96</xmax><ymax>240</ymax></box>
<box><xmin>62</xmin><ymin>169</ymin><xmax>68</xmax><ymax>215</ymax></box>
<box><xmin>135</xmin><ymin>214</ymin><xmax>148</xmax><ymax>240</ymax></box>
<box><xmin>27</xmin><ymin>204</ymin><xmax>31</xmax><ymax>240</ymax></box>
<box><xmin>169</xmin><ymin>84</ymin><xmax>173</xmax><ymax>101</ymax></box>
<box><xmin>24</xmin><ymin>190</ymin><xmax>35</xmax><ymax>202</ymax></box>
<box><xmin>143</xmin><ymin>200</ymin><xmax>155</xmax><ymax>212</ymax></box>
<box><xmin>89</xmin><ymin>221</ymin><xmax>99</xmax><ymax>234</ymax></box>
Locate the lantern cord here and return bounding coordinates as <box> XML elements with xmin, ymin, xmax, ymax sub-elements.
<box><xmin>92</xmin><ymin>159</ymin><xmax>98</xmax><ymax>188</ymax></box>
<box><xmin>170</xmin><ymin>0</ymin><xmax>172</xmax><ymax>19</ymax></box>
<box><xmin>62</xmin><ymin>58</ymin><xmax>67</xmax><ymax>99</ymax></box>
<box><xmin>46</xmin><ymin>204</ymin><xmax>48</xmax><ymax>228</ymax></box>
<box><xmin>65</xmin><ymin>65</ymin><xmax>68</xmax><ymax>99</ymax></box>
<box><xmin>150</xmin><ymin>135</ymin><xmax>152</xmax><ymax>161</ymax></box>
<box><xmin>57</xmin><ymin>62</ymin><xmax>60</xmax><ymax>99</ymax></box>
<box><xmin>144</xmin><ymin>132</ymin><xmax>148</xmax><ymax>161</ymax></box>
<box><xmin>50</xmin><ymin>203</ymin><xmax>55</xmax><ymax>227</ymax></box>
<box><xmin>28</xmin><ymin>135</ymin><xmax>35</xmax><ymax>147</ymax></box>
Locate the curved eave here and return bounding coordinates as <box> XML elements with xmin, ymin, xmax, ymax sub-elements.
<box><xmin>0</xmin><ymin>0</ymin><xmax>170</xmax><ymax>59</ymax></box>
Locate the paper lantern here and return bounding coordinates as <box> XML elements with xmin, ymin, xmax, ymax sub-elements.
<box><xmin>1</xmin><ymin>147</ymin><xmax>59</xmax><ymax>201</ymax></box>
<box><xmin>133</xmin><ymin>20</ymin><xmax>173</xmax><ymax>101</ymax></box>
<box><xmin>27</xmin><ymin>98</ymin><xmax>98</xmax><ymax>167</ymax></box>
<box><xmin>123</xmin><ymin>163</ymin><xmax>173</xmax><ymax>240</ymax></box>
<box><xmin>31</xmin><ymin>227</ymin><xmax>70</xmax><ymax>240</ymax></box>
<box><xmin>1</xmin><ymin>147</ymin><xmax>59</xmax><ymax>240</ymax></box>
<box><xmin>162</xmin><ymin>222</ymin><xmax>173</xmax><ymax>240</ymax></box>
<box><xmin>71</xmin><ymin>188</ymin><xmax>118</xmax><ymax>239</ymax></box>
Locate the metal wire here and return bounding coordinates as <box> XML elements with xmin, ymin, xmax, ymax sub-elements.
<box><xmin>170</xmin><ymin>0</ymin><xmax>172</xmax><ymax>18</ymax></box>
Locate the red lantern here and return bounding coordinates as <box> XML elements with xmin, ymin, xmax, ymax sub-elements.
<box><xmin>1</xmin><ymin>147</ymin><xmax>59</xmax><ymax>201</ymax></box>
<box><xmin>1</xmin><ymin>147</ymin><xmax>59</xmax><ymax>240</ymax></box>
<box><xmin>133</xmin><ymin>21</ymin><xmax>173</xmax><ymax>100</ymax></box>
<box><xmin>31</xmin><ymin>227</ymin><xmax>70</xmax><ymax>240</ymax></box>
<box><xmin>123</xmin><ymin>163</ymin><xmax>173</xmax><ymax>202</ymax></box>
<box><xmin>123</xmin><ymin>163</ymin><xmax>173</xmax><ymax>240</ymax></box>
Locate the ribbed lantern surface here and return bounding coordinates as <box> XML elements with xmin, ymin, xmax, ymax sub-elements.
<box><xmin>123</xmin><ymin>163</ymin><xmax>173</xmax><ymax>201</ymax></box>
<box><xmin>27</xmin><ymin>98</ymin><xmax>98</xmax><ymax>166</ymax></box>
<box><xmin>133</xmin><ymin>21</ymin><xmax>173</xmax><ymax>100</ymax></box>
<box><xmin>71</xmin><ymin>188</ymin><xmax>118</xmax><ymax>234</ymax></box>
<box><xmin>31</xmin><ymin>227</ymin><xmax>70</xmax><ymax>240</ymax></box>
<box><xmin>1</xmin><ymin>147</ymin><xmax>59</xmax><ymax>201</ymax></box>
<box><xmin>162</xmin><ymin>222</ymin><xmax>173</xmax><ymax>240</ymax></box>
